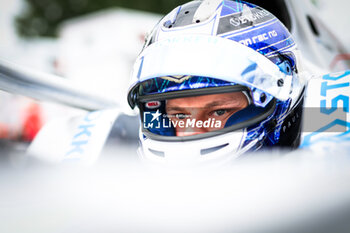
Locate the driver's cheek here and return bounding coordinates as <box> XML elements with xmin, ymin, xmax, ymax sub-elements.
<box><xmin>175</xmin><ymin>114</ymin><xmax>232</xmax><ymax>136</ymax></box>
<box><xmin>175</xmin><ymin>124</ymin><xmax>209</xmax><ymax>137</ymax></box>
<box><xmin>175</xmin><ymin>114</ymin><xmax>212</xmax><ymax>137</ymax></box>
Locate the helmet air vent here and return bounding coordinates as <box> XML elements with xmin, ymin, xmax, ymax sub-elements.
<box><xmin>149</xmin><ymin>148</ymin><xmax>165</xmax><ymax>157</ymax></box>
<box><xmin>193</xmin><ymin>0</ymin><xmax>223</xmax><ymax>24</ymax></box>
<box><xmin>201</xmin><ymin>143</ymin><xmax>229</xmax><ymax>155</ymax></box>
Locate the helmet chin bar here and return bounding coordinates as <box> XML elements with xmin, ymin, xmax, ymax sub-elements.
<box><xmin>139</xmin><ymin>128</ymin><xmax>261</xmax><ymax>166</ymax></box>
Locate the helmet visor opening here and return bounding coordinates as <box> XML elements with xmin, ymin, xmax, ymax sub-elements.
<box><xmin>139</xmin><ymin>90</ymin><xmax>276</xmax><ymax>142</ymax></box>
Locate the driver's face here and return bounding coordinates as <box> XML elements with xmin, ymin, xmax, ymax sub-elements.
<box><xmin>166</xmin><ymin>92</ymin><xmax>249</xmax><ymax>137</ymax></box>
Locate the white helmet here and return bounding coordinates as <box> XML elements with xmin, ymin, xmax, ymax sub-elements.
<box><xmin>127</xmin><ymin>0</ymin><xmax>306</xmax><ymax>165</ymax></box>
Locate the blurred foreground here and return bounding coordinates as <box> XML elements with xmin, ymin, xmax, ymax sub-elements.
<box><xmin>1</xmin><ymin>148</ymin><xmax>350</xmax><ymax>233</ymax></box>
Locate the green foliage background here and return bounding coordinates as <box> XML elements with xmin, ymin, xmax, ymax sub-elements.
<box><xmin>16</xmin><ymin>0</ymin><xmax>189</xmax><ymax>38</ymax></box>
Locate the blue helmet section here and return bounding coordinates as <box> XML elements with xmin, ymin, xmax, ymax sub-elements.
<box><xmin>139</xmin><ymin>76</ymin><xmax>236</xmax><ymax>95</ymax></box>
<box><xmin>217</xmin><ymin>0</ymin><xmax>296</xmax><ymax>58</ymax></box>
<box><xmin>243</xmin><ymin>99</ymin><xmax>292</xmax><ymax>150</ymax></box>
<box><xmin>220</xmin><ymin>0</ymin><xmax>256</xmax><ymax>16</ymax></box>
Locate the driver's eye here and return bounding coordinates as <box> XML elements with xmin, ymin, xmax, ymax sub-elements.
<box><xmin>213</xmin><ymin>110</ymin><xmax>227</xmax><ymax>116</ymax></box>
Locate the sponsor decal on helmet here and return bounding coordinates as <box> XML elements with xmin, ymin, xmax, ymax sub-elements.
<box><xmin>217</xmin><ymin>8</ymin><xmax>274</xmax><ymax>34</ymax></box>
<box><xmin>146</xmin><ymin>101</ymin><xmax>161</xmax><ymax>109</ymax></box>
<box><xmin>160</xmin><ymin>75</ymin><xmax>192</xmax><ymax>83</ymax></box>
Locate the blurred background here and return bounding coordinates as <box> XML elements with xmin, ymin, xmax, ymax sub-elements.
<box><xmin>0</xmin><ymin>0</ymin><xmax>188</xmax><ymax>147</ymax></box>
<box><xmin>0</xmin><ymin>0</ymin><xmax>349</xmax><ymax>146</ymax></box>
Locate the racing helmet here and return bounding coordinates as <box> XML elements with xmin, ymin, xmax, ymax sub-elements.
<box><xmin>127</xmin><ymin>0</ymin><xmax>306</xmax><ymax>164</ymax></box>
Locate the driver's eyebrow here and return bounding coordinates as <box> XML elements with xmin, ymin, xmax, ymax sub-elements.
<box><xmin>166</xmin><ymin>106</ymin><xmax>187</xmax><ymax>112</ymax></box>
<box><xmin>166</xmin><ymin>99</ymin><xmax>242</xmax><ymax>111</ymax></box>
<box><xmin>204</xmin><ymin>99</ymin><xmax>241</xmax><ymax>108</ymax></box>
